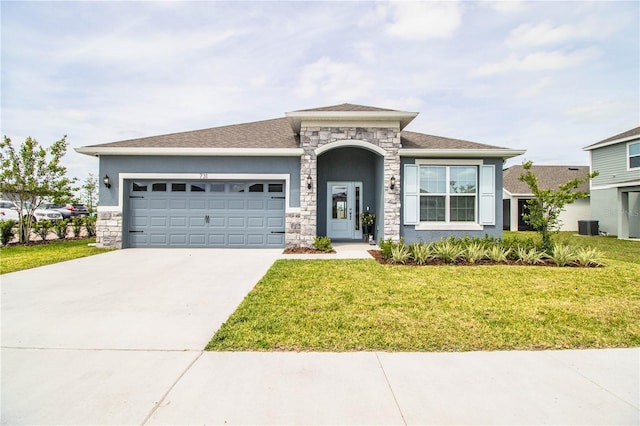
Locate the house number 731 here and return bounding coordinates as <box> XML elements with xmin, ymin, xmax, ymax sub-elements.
<box><xmin>199</xmin><ymin>173</ymin><xmax>208</xmax><ymax>179</ymax></box>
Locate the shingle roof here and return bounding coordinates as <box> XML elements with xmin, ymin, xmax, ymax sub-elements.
<box><xmin>584</xmin><ymin>126</ymin><xmax>640</xmax><ymax>149</ymax></box>
<box><xmin>82</xmin><ymin>105</ymin><xmax>506</xmax><ymax>152</ymax></box>
<box><xmin>295</xmin><ymin>103</ymin><xmax>397</xmax><ymax>112</ymax></box>
<box><xmin>503</xmin><ymin>165</ymin><xmax>591</xmax><ymax>195</ymax></box>
<box><xmin>401</xmin><ymin>130</ymin><xmax>506</xmax><ymax>150</ymax></box>
<box><xmin>84</xmin><ymin>117</ymin><xmax>299</xmax><ymax>149</ymax></box>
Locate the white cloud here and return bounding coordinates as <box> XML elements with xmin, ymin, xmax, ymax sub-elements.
<box><xmin>471</xmin><ymin>46</ymin><xmax>602</xmax><ymax>77</ymax></box>
<box><xmin>294</xmin><ymin>57</ymin><xmax>374</xmax><ymax>102</ymax></box>
<box><xmin>518</xmin><ymin>76</ymin><xmax>554</xmax><ymax>98</ymax></box>
<box><xmin>563</xmin><ymin>100</ymin><xmax>628</xmax><ymax>123</ymax></box>
<box><xmin>384</xmin><ymin>1</ymin><xmax>462</xmax><ymax>41</ymax></box>
<box><xmin>506</xmin><ymin>21</ymin><xmax>610</xmax><ymax>48</ymax></box>
<box><xmin>483</xmin><ymin>1</ymin><xmax>527</xmax><ymax>14</ymax></box>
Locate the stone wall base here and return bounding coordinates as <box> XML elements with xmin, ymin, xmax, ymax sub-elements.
<box><xmin>96</xmin><ymin>211</ymin><xmax>123</xmax><ymax>249</ymax></box>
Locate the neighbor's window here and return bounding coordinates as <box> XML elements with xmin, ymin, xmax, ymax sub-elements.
<box><xmin>419</xmin><ymin>165</ymin><xmax>477</xmax><ymax>222</ymax></box>
<box><xmin>629</xmin><ymin>142</ymin><xmax>640</xmax><ymax>170</ymax></box>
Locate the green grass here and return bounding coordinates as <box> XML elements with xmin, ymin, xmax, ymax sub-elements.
<box><xmin>0</xmin><ymin>239</ymin><xmax>113</xmax><ymax>274</ymax></box>
<box><xmin>207</xmin><ymin>232</ymin><xmax>640</xmax><ymax>352</ymax></box>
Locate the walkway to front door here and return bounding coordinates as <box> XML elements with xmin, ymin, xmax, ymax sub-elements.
<box><xmin>326</xmin><ymin>181</ymin><xmax>363</xmax><ymax>240</ymax></box>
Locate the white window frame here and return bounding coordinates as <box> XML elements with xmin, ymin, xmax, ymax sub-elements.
<box><xmin>628</xmin><ymin>141</ymin><xmax>640</xmax><ymax>171</ymax></box>
<box><xmin>415</xmin><ymin>159</ymin><xmax>483</xmax><ymax>231</ymax></box>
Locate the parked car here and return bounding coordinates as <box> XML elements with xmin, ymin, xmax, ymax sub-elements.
<box><xmin>0</xmin><ymin>200</ymin><xmax>21</xmax><ymax>221</ymax></box>
<box><xmin>41</xmin><ymin>203</ymin><xmax>90</xmax><ymax>218</ymax></box>
<box><xmin>27</xmin><ymin>206</ymin><xmax>63</xmax><ymax>223</ymax></box>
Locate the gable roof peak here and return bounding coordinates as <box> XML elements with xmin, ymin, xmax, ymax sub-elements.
<box><xmin>294</xmin><ymin>103</ymin><xmax>400</xmax><ymax>113</ymax></box>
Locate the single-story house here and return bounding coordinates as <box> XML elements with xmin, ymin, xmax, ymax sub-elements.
<box><xmin>76</xmin><ymin>104</ymin><xmax>525</xmax><ymax>249</ymax></box>
<box><xmin>502</xmin><ymin>165</ymin><xmax>591</xmax><ymax>232</ymax></box>
<box><xmin>583</xmin><ymin>126</ymin><xmax>640</xmax><ymax>239</ymax></box>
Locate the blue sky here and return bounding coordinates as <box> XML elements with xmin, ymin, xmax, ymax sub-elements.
<box><xmin>2</xmin><ymin>1</ymin><xmax>638</xmax><ymax>182</ymax></box>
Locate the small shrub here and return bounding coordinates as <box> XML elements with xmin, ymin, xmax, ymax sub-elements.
<box><xmin>463</xmin><ymin>242</ymin><xmax>487</xmax><ymax>264</ymax></box>
<box><xmin>548</xmin><ymin>244</ymin><xmax>576</xmax><ymax>267</ymax></box>
<box><xmin>390</xmin><ymin>244</ymin><xmax>411</xmax><ymax>264</ymax></box>
<box><xmin>515</xmin><ymin>246</ymin><xmax>546</xmax><ymax>265</ymax></box>
<box><xmin>313</xmin><ymin>236</ymin><xmax>333</xmax><ymax>252</ymax></box>
<box><xmin>71</xmin><ymin>217</ymin><xmax>83</xmax><ymax>238</ymax></box>
<box><xmin>432</xmin><ymin>238</ymin><xmax>464</xmax><ymax>264</ymax></box>
<box><xmin>33</xmin><ymin>219</ymin><xmax>53</xmax><ymax>241</ymax></box>
<box><xmin>574</xmin><ymin>247</ymin><xmax>604</xmax><ymax>267</ymax></box>
<box><xmin>0</xmin><ymin>219</ymin><xmax>17</xmax><ymax>246</ymax></box>
<box><xmin>53</xmin><ymin>219</ymin><xmax>69</xmax><ymax>239</ymax></box>
<box><xmin>84</xmin><ymin>216</ymin><xmax>96</xmax><ymax>237</ymax></box>
<box><xmin>486</xmin><ymin>245</ymin><xmax>510</xmax><ymax>263</ymax></box>
<box><xmin>410</xmin><ymin>242</ymin><xmax>433</xmax><ymax>265</ymax></box>
<box><xmin>379</xmin><ymin>237</ymin><xmax>404</xmax><ymax>260</ymax></box>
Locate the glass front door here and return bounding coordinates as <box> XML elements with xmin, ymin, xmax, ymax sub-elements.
<box><xmin>327</xmin><ymin>181</ymin><xmax>362</xmax><ymax>240</ymax></box>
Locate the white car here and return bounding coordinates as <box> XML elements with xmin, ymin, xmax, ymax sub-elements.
<box><xmin>0</xmin><ymin>200</ymin><xmax>21</xmax><ymax>221</ymax></box>
<box><xmin>25</xmin><ymin>204</ymin><xmax>64</xmax><ymax>223</ymax></box>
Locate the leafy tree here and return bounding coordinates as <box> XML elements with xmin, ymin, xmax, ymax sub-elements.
<box><xmin>518</xmin><ymin>160</ymin><xmax>598</xmax><ymax>251</ymax></box>
<box><xmin>81</xmin><ymin>173</ymin><xmax>98</xmax><ymax>212</ymax></box>
<box><xmin>0</xmin><ymin>135</ymin><xmax>76</xmax><ymax>243</ymax></box>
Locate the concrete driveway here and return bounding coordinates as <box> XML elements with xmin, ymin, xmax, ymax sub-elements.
<box><xmin>1</xmin><ymin>248</ymin><xmax>282</xmax><ymax>424</ymax></box>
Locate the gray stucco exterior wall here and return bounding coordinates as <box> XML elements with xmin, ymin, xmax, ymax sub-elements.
<box><xmin>400</xmin><ymin>157</ymin><xmax>504</xmax><ymax>243</ymax></box>
<box><xmin>99</xmin><ymin>155</ymin><xmax>301</xmax><ymax>208</ymax></box>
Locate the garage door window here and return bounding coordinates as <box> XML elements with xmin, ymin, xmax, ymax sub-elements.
<box><xmin>210</xmin><ymin>183</ymin><xmax>225</xmax><ymax>192</ymax></box>
<box><xmin>268</xmin><ymin>183</ymin><xmax>284</xmax><ymax>193</ymax></box>
<box><xmin>152</xmin><ymin>183</ymin><xmax>166</xmax><ymax>192</ymax></box>
<box><xmin>249</xmin><ymin>183</ymin><xmax>264</xmax><ymax>192</ymax></box>
<box><xmin>133</xmin><ymin>182</ymin><xmax>148</xmax><ymax>191</ymax></box>
<box><xmin>190</xmin><ymin>183</ymin><xmax>206</xmax><ymax>192</ymax></box>
<box><xmin>230</xmin><ymin>184</ymin><xmax>245</xmax><ymax>192</ymax></box>
<box><xmin>172</xmin><ymin>183</ymin><xmax>186</xmax><ymax>192</ymax></box>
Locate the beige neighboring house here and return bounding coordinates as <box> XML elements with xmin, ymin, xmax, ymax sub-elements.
<box><xmin>502</xmin><ymin>165</ymin><xmax>591</xmax><ymax>232</ymax></box>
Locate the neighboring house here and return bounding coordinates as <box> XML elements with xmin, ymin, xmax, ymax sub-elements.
<box><xmin>583</xmin><ymin>126</ymin><xmax>640</xmax><ymax>239</ymax></box>
<box><xmin>502</xmin><ymin>165</ymin><xmax>591</xmax><ymax>232</ymax></box>
<box><xmin>76</xmin><ymin>104</ymin><xmax>525</xmax><ymax>249</ymax></box>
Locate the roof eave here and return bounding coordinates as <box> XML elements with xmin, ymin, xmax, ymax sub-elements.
<box><xmin>75</xmin><ymin>147</ymin><xmax>304</xmax><ymax>157</ymax></box>
<box><xmin>583</xmin><ymin>133</ymin><xmax>640</xmax><ymax>151</ymax></box>
<box><xmin>399</xmin><ymin>148</ymin><xmax>526</xmax><ymax>160</ymax></box>
<box><xmin>285</xmin><ymin>110</ymin><xmax>419</xmax><ymax>134</ymax></box>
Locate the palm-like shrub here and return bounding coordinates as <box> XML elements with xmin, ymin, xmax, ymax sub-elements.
<box><xmin>574</xmin><ymin>247</ymin><xmax>603</xmax><ymax>267</ymax></box>
<box><xmin>515</xmin><ymin>246</ymin><xmax>546</xmax><ymax>265</ymax></box>
<box><xmin>463</xmin><ymin>242</ymin><xmax>487</xmax><ymax>264</ymax></box>
<box><xmin>390</xmin><ymin>244</ymin><xmax>411</xmax><ymax>264</ymax></box>
<box><xmin>410</xmin><ymin>243</ymin><xmax>433</xmax><ymax>265</ymax></box>
<box><xmin>487</xmin><ymin>245</ymin><xmax>510</xmax><ymax>263</ymax></box>
<box><xmin>547</xmin><ymin>244</ymin><xmax>576</xmax><ymax>267</ymax></box>
<box><xmin>432</xmin><ymin>238</ymin><xmax>464</xmax><ymax>264</ymax></box>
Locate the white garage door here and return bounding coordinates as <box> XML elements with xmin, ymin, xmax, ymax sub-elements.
<box><xmin>127</xmin><ymin>180</ymin><xmax>286</xmax><ymax>248</ymax></box>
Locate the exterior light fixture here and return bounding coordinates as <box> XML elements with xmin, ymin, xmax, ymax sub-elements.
<box><xmin>390</xmin><ymin>176</ymin><xmax>396</xmax><ymax>190</ymax></box>
<box><xmin>306</xmin><ymin>174</ymin><xmax>312</xmax><ymax>190</ymax></box>
<box><xmin>103</xmin><ymin>175</ymin><xmax>111</xmax><ymax>189</ymax></box>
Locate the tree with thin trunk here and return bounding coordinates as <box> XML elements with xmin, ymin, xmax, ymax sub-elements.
<box><xmin>518</xmin><ymin>160</ymin><xmax>598</xmax><ymax>252</ymax></box>
<box><xmin>81</xmin><ymin>173</ymin><xmax>98</xmax><ymax>212</ymax></box>
<box><xmin>0</xmin><ymin>135</ymin><xmax>76</xmax><ymax>243</ymax></box>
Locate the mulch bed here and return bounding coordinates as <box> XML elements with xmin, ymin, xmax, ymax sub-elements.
<box><xmin>367</xmin><ymin>250</ymin><xmax>596</xmax><ymax>267</ymax></box>
<box><xmin>283</xmin><ymin>247</ymin><xmax>336</xmax><ymax>254</ymax></box>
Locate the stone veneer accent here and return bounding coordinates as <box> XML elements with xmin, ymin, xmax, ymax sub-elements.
<box><xmin>298</xmin><ymin>126</ymin><xmax>402</xmax><ymax>247</ymax></box>
<box><xmin>96</xmin><ymin>210</ymin><xmax>123</xmax><ymax>249</ymax></box>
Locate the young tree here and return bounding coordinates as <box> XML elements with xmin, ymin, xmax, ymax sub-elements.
<box><xmin>81</xmin><ymin>173</ymin><xmax>98</xmax><ymax>212</ymax></box>
<box><xmin>518</xmin><ymin>160</ymin><xmax>598</xmax><ymax>251</ymax></box>
<box><xmin>0</xmin><ymin>135</ymin><xmax>76</xmax><ymax>243</ymax></box>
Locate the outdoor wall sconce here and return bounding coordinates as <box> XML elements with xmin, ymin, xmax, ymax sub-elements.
<box><xmin>306</xmin><ymin>174</ymin><xmax>312</xmax><ymax>190</ymax></box>
<box><xmin>103</xmin><ymin>175</ymin><xmax>111</xmax><ymax>189</ymax></box>
<box><xmin>390</xmin><ymin>176</ymin><xmax>396</xmax><ymax>190</ymax></box>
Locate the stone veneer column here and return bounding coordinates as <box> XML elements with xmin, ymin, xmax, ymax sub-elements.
<box><xmin>296</xmin><ymin>125</ymin><xmax>402</xmax><ymax>247</ymax></box>
<box><xmin>96</xmin><ymin>211</ymin><xmax>123</xmax><ymax>249</ymax></box>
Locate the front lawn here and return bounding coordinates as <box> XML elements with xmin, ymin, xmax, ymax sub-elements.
<box><xmin>207</xmin><ymin>233</ymin><xmax>640</xmax><ymax>352</ymax></box>
<box><xmin>0</xmin><ymin>238</ymin><xmax>113</xmax><ymax>274</ymax></box>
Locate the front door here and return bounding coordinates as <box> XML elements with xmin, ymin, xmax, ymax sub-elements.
<box><xmin>327</xmin><ymin>181</ymin><xmax>363</xmax><ymax>240</ymax></box>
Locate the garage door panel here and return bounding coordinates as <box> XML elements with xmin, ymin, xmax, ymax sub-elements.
<box><xmin>150</xmin><ymin>199</ymin><xmax>167</xmax><ymax>209</ymax></box>
<box><xmin>247</xmin><ymin>200</ymin><xmax>264</xmax><ymax>210</ymax></box>
<box><xmin>170</xmin><ymin>216</ymin><xmax>187</xmax><ymax>227</ymax></box>
<box><xmin>247</xmin><ymin>217</ymin><xmax>264</xmax><ymax>228</ymax></box>
<box><xmin>128</xmin><ymin>180</ymin><xmax>285</xmax><ymax>248</ymax></box>
<box><xmin>228</xmin><ymin>217</ymin><xmax>245</xmax><ymax>228</ymax></box>
<box><xmin>228</xmin><ymin>200</ymin><xmax>245</xmax><ymax>209</ymax></box>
